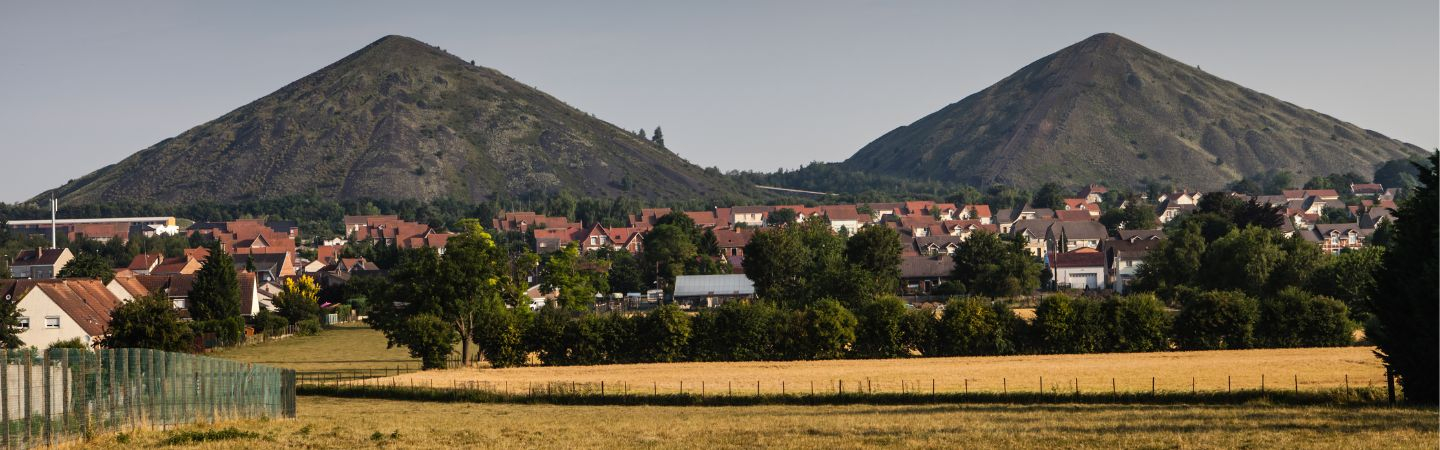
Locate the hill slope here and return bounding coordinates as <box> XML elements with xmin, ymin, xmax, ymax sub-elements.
<box><xmin>843</xmin><ymin>33</ymin><xmax>1426</xmax><ymax>189</ymax></box>
<box><xmin>38</xmin><ymin>35</ymin><xmax>751</xmax><ymax>204</ymax></box>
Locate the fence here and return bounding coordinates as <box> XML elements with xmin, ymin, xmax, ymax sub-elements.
<box><xmin>0</xmin><ymin>348</ymin><xmax>296</xmax><ymax>449</ymax></box>
<box><xmin>295</xmin><ymin>357</ymin><xmax>469</xmax><ymax>385</ymax></box>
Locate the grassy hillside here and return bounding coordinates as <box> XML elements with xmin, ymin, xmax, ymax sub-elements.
<box><xmin>844</xmin><ymin>33</ymin><xmax>1426</xmax><ymax>190</ymax></box>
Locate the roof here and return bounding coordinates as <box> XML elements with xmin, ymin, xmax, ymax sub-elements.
<box><xmin>1117</xmin><ymin>230</ymin><xmax>1165</xmax><ymax>241</ymax></box>
<box><xmin>1054</xmin><ymin>210</ymin><xmax>1094</xmax><ymax>222</ymax></box>
<box><xmin>231</xmin><ymin>253</ymin><xmax>288</xmax><ymax>273</ymax></box>
<box><xmin>110</xmin><ymin>276</ymin><xmax>151</xmax><ymax>298</ymax></box>
<box><xmin>12</xmin><ymin>248</ymin><xmax>68</xmax><ymax>266</ymax></box>
<box><xmin>712</xmin><ymin>228</ymin><xmax>753</xmax><ymax>248</ymax></box>
<box><xmin>672</xmin><ymin>274</ymin><xmax>755</xmax><ymax>298</ymax></box>
<box><xmin>1051</xmin><ymin>250</ymin><xmax>1107</xmax><ymax>269</ymax></box>
<box><xmin>901</xmin><ymin>255</ymin><xmax>954</xmax><ymax>279</ymax></box>
<box><xmin>127</xmin><ymin>253</ymin><xmax>165</xmax><ymax>270</ymax></box>
<box><xmin>821</xmin><ymin>205</ymin><xmax>863</xmax><ymax>222</ymax></box>
<box><xmin>33</xmin><ymin>279</ymin><xmax>121</xmax><ymax>336</ymax></box>
<box><xmin>1049</xmin><ymin>221</ymin><xmax>1109</xmax><ymax>241</ymax></box>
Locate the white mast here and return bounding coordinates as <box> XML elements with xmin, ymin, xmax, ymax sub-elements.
<box><xmin>49</xmin><ymin>196</ymin><xmax>57</xmax><ymax>249</ymax></box>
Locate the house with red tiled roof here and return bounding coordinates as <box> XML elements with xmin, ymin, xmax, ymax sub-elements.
<box><xmin>1350</xmin><ymin>183</ymin><xmax>1385</xmax><ymax>197</ymax></box>
<box><xmin>0</xmin><ymin>278</ymin><xmax>122</xmax><ymax>348</ymax></box>
<box><xmin>820</xmin><ymin>205</ymin><xmax>864</xmax><ymax>233</ymax></box>
<box><xmin>958</xmin><ymin>204</ymin><xmax>993</xmax><ymax>224</ymax></box>
<box><xmin>126</xmin><ymin>253</ymin><xmax>165</xmax><ymax>275</ymax></box>
<box><xmin>106</xmin><ymin>275</ymin><xmax>151</xmax><ymax>302</ymax></box>
<box><xmin>1078</xmin><ymin>184</ymin><xmax>1109</xmax><ymax>204</ymax></box>
<box><xmin>1050</xmin><ymin>248</ymin><xmax>1107</xmax><ymax>290</ymax></box>
<box><xmin>713</xmin><ymin>228</ymin><xmax>753</xmax><ymax>258</ymax></box>
<box><xmin>1055</xmin><ymin>209</ymin><xmax>1096</xmax><ymax>222</ymax></box>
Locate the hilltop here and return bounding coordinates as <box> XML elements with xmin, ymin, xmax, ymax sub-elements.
<box><xmin>843</xmin><ymin>33</ymin><xmax>1426</xmax><ymax>189</ymax></box>
<box><xmin>36</xmin><ymin>35</ymin><xmax>754</xmax><ymax>204</ymax></box>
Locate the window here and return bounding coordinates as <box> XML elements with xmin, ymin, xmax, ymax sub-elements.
<box><xmin>44</xmin><ymin>316</ymin><xmax>60</xmax><ymax>329</ymax></box>
<box><xmin>17</xmin><ymin>317</ymin><xmax>28</xmax><ymax>330</ymax></box>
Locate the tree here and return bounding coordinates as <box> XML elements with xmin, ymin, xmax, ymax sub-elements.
<box><xmin>799</xmin><ymin>299</ymin><xmax>858</xmax><ymax>359</ymax></box>
<box><xmin>58</xmin><ymin>251</ymin><xmax>115</xmax><ymax>283</ymax></box>
<box><xmin>605</xmin><ymin>251</ymin><xmax>647</xmax><ymax>295</ymax></box>
<box><xmin>1172</xmin><ymin>290</ymin><xmax>1258</xmax><ymax>350</ymax></box>
<box><xmin>541</xmin><ymin>243</ymin><xmax>600</xmax><ymax>311</ymax></box>
<box><xmin>1310</xmin><ymin>246</ymin><xmax>1383</xmax><ymax>321</ymax></box>
<box><xmin>938</xmin><ymin>297</ymin><xmax>1015</xmax><ymax>356</ymax></box>
<box><xmin>1367</xmin><ymin>152</ymin><xmax>1438</xmax><ymax>404</ymax></box>
<box><xmin>473</xmin><ymin>296</ymin><xmax>530</xmax><ymax>368</ymax></box>
<box><xmin>0</xmin><ymin>290</ymin><xmax>24</xmax><ymax>348</ymax></box>
<box><xmin>394</xmin><ymin>314</ymin><xmax>458</xmax><ymax>370</ymax></box>
<box><xmin>1102</xmin><ymin>293</ymin><xmax>1171</xmax><ymax>352</ymax></box>
<box><xmin>842</xmin><ymin>224</ymin><xmax>904</xmax><ymax>301</ymax></box>
<box><xmin>1373</xmin><ymin>157</ymin><xmax>1425</xmax><ymax>191</ymax></box>
<box><xmin>651</xmin><ymin>126</ymin><xmax>665</xmax><ymax>148</ymax></box>
<box><xmin>1256</xmin><ymin>287</ymin><xmax>1353</xmax><ymax>348</ymax></box>
<box><xmin>640</xmin><ymin>304</ymin><xmax>691</xmax><ymax>362</ymax></box>
<box><xmin>742</xmin><ymin>227</ymin><xmax>808</xmax><ymax>304</ymax></box>
<box><xmin>766</xmin><ymin>208</ymin><xmax>799</xmax><ymax>226</ymax></box>
<box><xmin>1198</xmin><ymin>227</ymin><xmax>1287</xmax><ymax>297</ymax></box>
<box><xmin>641</xmin><ymin>224</ymin><xmax>697</xmax><ymax>294</ymax></box>
<box><xmin>188</xmin><ymin>242</ymin><xmax>240</xmax><ymax>322</ymax></box>
<box><xmin>103</xmin><ymin>292</ymin><xmax>193</xmax><ymax>352</ymax></box>
<box><xmin>1030</xmin><ymin>182</ymin><xmax>1067</xmax><ymax>209</ymax></box>
<box><xmin>951</xmin><ymin>231</ymin><xmax>1041</xmax><ymax>298</ymax></box>
<box><xmin>272</xmin><ymin>274</ymin><xmax>322</xmax><ymax>324</ymax></box>
<box><xmin>1033</xmin><ymin>294</ymin><xmax>1104</xmax><ymax>354</ymax></box>
<box><xmin>853</xmin><ymin>296</ymin><xmax>910</xmax><ymax>358</ymax></box>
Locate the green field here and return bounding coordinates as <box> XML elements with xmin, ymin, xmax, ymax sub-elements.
<box><xmin>85</xmin><ymin>397</ymin><xmax>1437</xmax><ymax>449</ymax></box>
<box><xmin>209</xmin><ymin>322</ymin><xmax>424</xmax><ymax>372</ymax></box>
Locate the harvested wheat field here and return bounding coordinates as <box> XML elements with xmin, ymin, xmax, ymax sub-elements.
<box><xmin>85</xmin><ymin>396</ymin><xmax>1437</xmax><ymax>449</ymax></box>
<box><xmin>375</xmin><ymin>347</ymin><xmax>1385</xmax><ymax>395</ymax></box>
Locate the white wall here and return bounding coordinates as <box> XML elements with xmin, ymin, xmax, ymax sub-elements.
<box><xmin>15</xmin><ymin>290</ymin><xmax>96</xmax><ymax>349</ymax></box>
<box><xmin>1055</xmin><ymin>266</ymin><xmax>1106</xmax><ymax>290</ymax></box>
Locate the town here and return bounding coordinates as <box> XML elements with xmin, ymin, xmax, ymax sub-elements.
<box><xmin>0</xmin><ymin>179</ymin><xmax>1402</xmax><ymax>350</ymax></box>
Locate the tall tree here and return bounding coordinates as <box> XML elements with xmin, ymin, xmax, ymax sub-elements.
<box><xmin>641</xmin><ymin>224</ymin><xmax>697</xmax><ymax>294</ymax></box>
<box><xmin>651</xmin><ymin>126</ymin><xmax>665</xmax><ymax>148</ymax></box>
<box><xmin>950</xmin><ymin>231</ymin><xmax>1041</xmax><ymax>298</ymax></box>
<box><xmin>742</xmin><ymin>227</ymin><xmax>808</xmax><ymax>304</ymax></box>
<box><xmin>57</xmin><ymin>251</ymin><xmax>116</xmax><ymax>283</ymax></box>
<box><xmin>188</xmin><ymin>242</ymin><xmax>239</xmax><ymax>322</ymax></box>
<box><xmin>0</xmin><ymin>291</ymin><xmax>24</xmax><ymax>348</ymax></box>
<box><xmin>1132</xmin><ymin>221</ymin><xmax>1206</xmax><ymax>294</ymax></box>
<box><xmin>103</xmin><ymin>292</ymin><xmax>193</xmax><ymax>352</ymax></box>
<box><xmin>1030</xmin><ymin>182</ymin><xmax>1067</xmax><ymax>209</ymax></box>
<box><xmin>1368</xmin><ymin>153</ymin><xmax>1438</xmax><ymax>405</ymax></box>
<box><xmin>842</xmin><ymin>224</ymin><xmax>904</xmax><ymax>302</ymax></box>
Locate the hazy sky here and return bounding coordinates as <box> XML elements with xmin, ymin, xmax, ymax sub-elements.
<box><xmin>1</xmin><ymin>1</ymin><xmax>1435</xmax><ymax>202</ymax></box>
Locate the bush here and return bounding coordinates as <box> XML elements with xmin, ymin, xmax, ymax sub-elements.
<box><xmin>938</xmin><ymin>297</ymin><xmax>1017</xmax><ymax>356</ymax></box>
<box><xmin>691</xmin><ymin>301</ymin><xmax>783</xmax><ymax>361</ymax></box>
<box><xmin>640</xmin><ymin>304</ymin><xmax>691</xmax><ymax>363</ymax></box>
<box><xmin>854</xmin><ymin>296</ymin><xmax>910</xmax><ymax>358</ymax></box>
<box><xmin>798</xmin><ymin>299</ymin><xmax>858</xmax><ymax>359</ymax></box>
<box><xmin>1033</xmin><ymin>294</ymin><xmax>1105</xmax><ymax>354</ymax></box>
<box><xmin>252</xmin><ymin>310</ymin><xmax>289</xmax><ymax>336</ymax></box>
<box><xmin>1102</xmin><ymin>293</ymin><xmax>1171</xmax><ymax>352</ymax></box>
<box><xmin>48</xmin><ymin>338</ymin><xmax>88</xmax><ymax>349</ymax></box>
<box><xmin>395</xmin><ymin>314</ymin><xmax>457</xmax><ymax>370</ymax></box>
<box><xmin>902</xmin><ymin>306</ymin><xmax>940</xmax><ymax>356</ymax></box>
<box><xmin>195</xmin><ymin>316</ymin><xmax>246</xmax><ymax>346</ymax></box>
<box><xmin>474</xmin><ymin>297</ymin><xmax>531</xmax><ymax>368</ymax></box>
<box><xmin>566</xmin><ymin>313</ymin><xmax>634</xmax><ymax>365</ymax></box>
<box><xmin>295</xmin><ymin>319</ymin><xmax>322</xmax><ymax>336</ymax></box>
<box><xmin>1256</xmin><ymin>287</ymin><xmax>1354</xmax><ymax>348</ymax></box>
<box><xmin>103</xmin><ymin>293</ymin><xmax>193</xmax><ymax>352</ymax></box>
<box><xmin>529</xmin><ymin>305</ymin><xmax>572</xmax><ymax>365</ymax></box>
<box><xmin>1173</xmin><ymin>290</ymin><xmax>1258</xmax><ymax>350</ymax></box>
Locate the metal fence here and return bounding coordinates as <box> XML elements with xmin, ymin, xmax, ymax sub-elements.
<box><xmin>0</xmin><ymin>348</ymin><xmax>296</xmax><ymax>449</ymax></box>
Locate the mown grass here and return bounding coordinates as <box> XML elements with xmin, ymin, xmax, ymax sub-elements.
<box><xmin>81</xmin><ymin>396</ymin><xmax>1439</xmax><ymax>449</ymax></box>
<box><xmin>208</xmin><ymin>322</ymin><xmax>424</xmax><ymax>371</ymax></box>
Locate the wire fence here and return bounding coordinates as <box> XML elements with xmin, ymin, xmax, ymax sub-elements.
<box><xmin>0</xmin><ymin>348</ymin><xmax>296</xmax><ymax>450</ymax></box>
<box><xmin>298</xmin><ymin>370</ymin><xmax>1398</xmax><ymax>404</ymax></box>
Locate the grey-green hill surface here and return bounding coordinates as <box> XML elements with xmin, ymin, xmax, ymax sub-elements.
<box><xmin>843</xmin><ymin>33</ymin><xmax>1426</xmax><ymax>190</ymax></box>
<box><xmin>37</xmin><ymin>35</ymin><xmax>752</xmax><ymax>204</ymax></box>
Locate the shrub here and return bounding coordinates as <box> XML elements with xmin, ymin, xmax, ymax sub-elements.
<box><xmin>251</xmin><ymin>309</ymin><xmax>289</xmax><ymax>336</ymax></box>
<box><xmin>1102</xmin><ymin>293</ymin><xmax>1171</xmax><ymax>352</ymax></box>
<box><xmin>103</xmin><ymin>292</ymin><xmax>193</xmax><ymax>352</ymax></box>
<box><xmin>474</xmin><ymin>297</ymin><xmax>531</xmax><ymax>368</ymax></box>
<box><xmin>294</xmin><ymin>319</ymin><xmax>322</xmax><ymax>336</ymax></box>
<box><xmin>529</xmin><ymin>305</ymin><xmax>572</xmax><ymax>365</ymax></box>
<box><xmin>1173</xmin><ymin>290</ymin><xmax>1258</xmax><ymax>350</ymax></box>
<box><xmin>798</xmin><ymin>299</ymin><xmax>858</xmax><ymax>359</ymax></box>
<box><xmin>48</xmin><ymin>338</ymin><xmax>88</xmax><ymax>349</ymax></box>
<box><xmin>1033</xmin><ymin>294</ymin><xmax>1104</xmax><ymax>354</ymax></box>
<box><xmin>902</xmin><ymin>306</ymin><xmax>940</xmax><ymax>356</ymax></box>
<box><xmin>640</xmin><ymin>304</ymin><xmax>691</xmax><ymax>363</ymax></box>
<box><xmin>395</xmin><ymin>314</ymin><xmax>457</xmax><ymax>370</ymax></box>
<box><xmin>854</xmin><ymin>296</ymin><xmax>910</xmax><ymax>358</ymax></box>
<box><xmin>692</xmin><ymin>301</ymin><xmax>784</xmax><ymax>361</ymax></box>
<box><xmin>1256</xmin><ymin>287</ymin><xmax>1354</xmax><ymax>348</ymax></box>
<box><xmin>566</xmin><ymin>313</ymin><xmax>634</xmax><ymax>365</ymax></box>
<box><xmin>938</xmin><ymin>297</ymin><xmax>1016</xmax><ymax>356</ymax></box>
<box><xmin>195</xmin><ymin>316</ymin><xmax>246</xmax><ymax>346</ymax></box>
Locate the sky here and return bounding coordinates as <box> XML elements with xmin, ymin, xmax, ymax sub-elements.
<box><xmin>0</xmin><ymin>1</ymin><xmax>1435</xmax><ymax>202</ymax></box>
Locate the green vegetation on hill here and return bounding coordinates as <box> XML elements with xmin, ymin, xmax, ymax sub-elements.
<box><xmin>36</xmin><ymin>35</ymin><xmax>756</xmax><ymax>206</ymax></box>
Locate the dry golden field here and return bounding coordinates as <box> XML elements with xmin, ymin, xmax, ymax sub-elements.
<box><xmin>209</xmin><ymin>322</ymin><xmax>424</xmax><ymax>371</ymax></box>
<box><xmin>374</xmin><ymin>346</ymin><xmax>1386</xmax><ymax>395</ymax></box>
<box><xmin>84</xmin><ymin>396</ymin><xmax>1438</xmax><ymax>449</ymax></box>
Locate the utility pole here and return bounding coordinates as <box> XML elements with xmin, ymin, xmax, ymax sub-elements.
<box><xmin>49</xmin><ymin>196</ymin><xmax>57</xmax><ymax>249</ymax></box>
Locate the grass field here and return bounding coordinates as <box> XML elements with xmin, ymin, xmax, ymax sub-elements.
<box><xmin>84</xmin><ymin>397</ymin><xmax>1438</xmax><ymax>449</ymax></box>
<box><xmin>209</xmin><ymin>322</ymin><xmax>423</xmax><ymax>372</ymax></box>
<box><xmin>377</xmin><ymin>346</ymin><xmax>1386</xmax><ymax>395</ymax></box>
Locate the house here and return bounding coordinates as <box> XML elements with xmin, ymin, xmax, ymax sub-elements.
<box><xmin>1047</xmin><ymin>221</ymin><xmax>1108</xmax><ymax>252</ymax></box>
<box><xmin>821</xmin><ymin>205</ymin><xmax>864</xmax><ymax>233</ymax></box>
<box><xmin>105</xmin><ymin>275</ymin><xmax>151</xmax><ymax>302</ymax></box>
<box><xmin>1054</xmin><ymin>209</ymin><xmax>1095</xmax><ymax>222</ymax></box>
<box><xmin>231</xmin><ymin>253</ymin><xmax>295</xmax><ymax>283</ymax></box>
<box><xmin>1281</xmin><ymin>189</ymin><xmax>1340</xmax><ymax>202</ymax></box>
<box><xmin>713</xmin><ymin>228</ymin><xmax>753</xmax><ymax>258</ymax></box>
<box><xmin>1350</xmin><ymin>183</ymin><xmax>1385</xmax><ymax>197</ymax></box>
<box><xmin>9</xmin><ymin>248</ymin><xmax>73</xmax><ymax>279</ymax></box>
<box><xmin>1157</xmin><ymin>191</ymin><xmax>1202</xmax><ymax>205</ymax></box>
<box><xmin>1050</xmin><ymin>249</ymin><xmax>1107</xmax><ymax>290</ymax></box>
<box><xmin>940</xmin><ymin>220</ymin><xmax>997</xmax><ymax>240</ymax></box>
<box><xmin>957</xmin><ymin>204</ymin><xmax>993</xmax><ymax>224</ymax></box>
<box><xmin>0</xmin><ymin>279</ymin><xmax>122</xmax><ymax>348</ymax></box>
<box><xmin>343</xmin><ymin>215</ymin><xmax>454</xmax><ymax>251</ymax></box>
<box><xmin>190</xmin><ymin>219</ymin><xmax>298</xmax><ymax>258</ymax></box>
<box><xmin>730</xmin><ymin>206</ymin><xmax>771</xmax><ymax>227</ymax></box>
<box><xmin>1078</xmin><ymin>184</ymin><xmax>1109</xmax><ymax>204</ymax></box>
<box><xmin>133</xmin><ymin>272</ymin><xmax>264</xmax><ymax>317</ymax></box>
<box><xmin>629</xmin><ymin>208</ymin><xmax>672</xmax><ymax>228</ymax></box>
<box><xmin>672</xmin><ymin>274</ymin><xmax>755</xmax><ymax>308</ymax></box>
<box><xmin>913</xmin><ymin>236</ymin><xmax>964</xmax><ymax>256</ymax></box>
<box><xmin>1010</xmin><ymin>220</ymin><xmax>1056</xmax><ymax>256</ymax></box>
<box><xmin>1304</xmin><ymin>224</ymin><xmax>1374</xmax><ymax>254</ymax></box>
<box><xmin>125</xmin><ymin>253</ymin><xmax>165</xmax><ymax>275</ymax></box>
<box><xmin>1103</xmin><ymin>232</ymin><xmax>1165</xmax><ymax>293</ymax></box>
<box><xmin>1155</xmin><ymin>200</ymin><xmax>1196</xmax><ymax>224</ymax></box>
<box><xmin>150</xmin><ymin>249</ymin><xmax>206</xmax><ymax>275</ymax></box>
<box><xmin>900</xmin><ymin>255</ymin><xmax>953</xmax><ymax>295</ymax></box>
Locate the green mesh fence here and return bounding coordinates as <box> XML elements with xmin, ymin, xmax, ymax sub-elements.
<box><xmin>0</xmin><ymin>348</ymin><xmax>296</xmax><ymax>449</ymax></box>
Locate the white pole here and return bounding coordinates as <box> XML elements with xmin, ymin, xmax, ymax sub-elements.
<box><xmin>50</xmin><ymin>197</ymin><xmax>57</xmax><ymax>249</ymax></box>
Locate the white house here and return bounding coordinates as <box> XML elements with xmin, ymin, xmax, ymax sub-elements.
<box><xmin>1</xmin><ymin>279</ymin><xmax>121</xmax><ymax>348</ymax></box>
<box><xmin>1051</xmin><ymin>249</ymin><xmax>1107</xmax><ymax>290</ymax></box>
